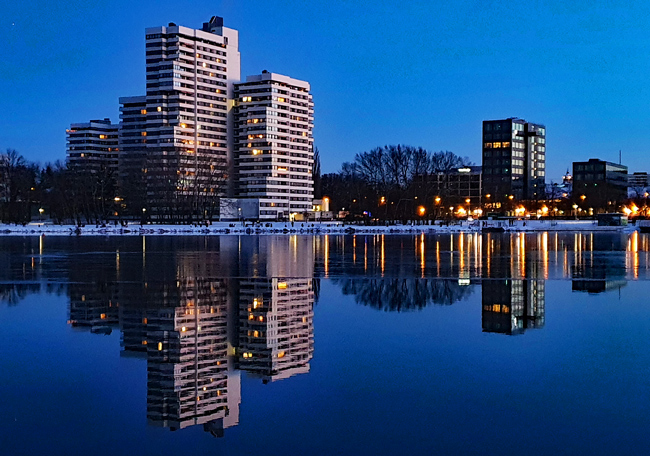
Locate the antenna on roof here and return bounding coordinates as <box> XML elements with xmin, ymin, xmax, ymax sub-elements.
<box><xmin>619</xmin><ymin>150</ymin><xmax>622</xmax><ymax>165</ymax></box>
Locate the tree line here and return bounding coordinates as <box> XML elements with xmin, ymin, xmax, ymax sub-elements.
<box><xmin>321</xmin><ymin>145</ymin><xmax>473</xmax><ymax>219</ymax></box>
<box><xmin>0</xmin><ymin>148</ymin><xmax>117</xmax><ymax>224</ymax></box>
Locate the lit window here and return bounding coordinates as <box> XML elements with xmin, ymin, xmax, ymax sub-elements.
<box><xmin>493</xmin><ymin>142</ymin><xmax>502</xmax><ymax>148</ymax></box>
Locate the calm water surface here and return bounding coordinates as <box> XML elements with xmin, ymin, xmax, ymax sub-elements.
<box><xmin>1</xmin><ymin>233</ymin><xmax>650</xmax><ymax>455</ymax></box>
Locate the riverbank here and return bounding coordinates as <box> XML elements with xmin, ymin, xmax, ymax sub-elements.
<box><xmin>0</xmin><ymin>219</ymin><xmax>635</xmax><ymax>236</ymax></box>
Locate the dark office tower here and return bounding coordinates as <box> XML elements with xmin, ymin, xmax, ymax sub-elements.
<box><xmin>118</xmin><ymin>96</ymin><xmax>147</xmax><ymax>216</ymax></box>
<box><xmin>482</xmin><ymin>118</ymin><xmax>546</xmax><ymax>202</ymax></box>
<box><xmin>482</xmin><ymin>279</ymin><xmax>545</xmax><ymax>335</ymax></box>
<box><xmin>572</xmin><ymin>159</ymin><xmax>628</xmax><ymax>210</ymax></box>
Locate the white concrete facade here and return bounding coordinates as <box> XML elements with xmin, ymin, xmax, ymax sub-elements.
<box><xmin>144</xmin><ymin>16</ymin><xmax>241</xmax><ymax>214</ymax></box>
<box><xmin>234</xmin><ymin>72</ymin><xmax>314</xmax><ymax>220</ymax></box>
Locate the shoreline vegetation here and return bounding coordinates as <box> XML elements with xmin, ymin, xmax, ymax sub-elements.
<box><xmin>0</xmin><ymin>219</ymin><xmax>633</xmax><ymax>236</ymax></box>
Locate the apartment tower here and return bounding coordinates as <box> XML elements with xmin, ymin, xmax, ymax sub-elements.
<box><xmin>234</xmin><ymin>72</ymin><xmax>314</xmax><ymax>220</ymax></box>
<box><xmin>143</xmin><ymin>16</ymin><xmax>241</xmax><ymax>219</ymax></box>
<box><xmin>66</xmin><ymin>118</ymin><xmax>119</xmax><ymax>174</ymax></box>
<box><xmin>118</xmin><ymin>96</ymin><xmax>147</xmax><ymax>215</ymax></box>
<box><xmin>482</xmin><ymin>118</ymin><xmax>546</xmax><ymax>202</ymax></box>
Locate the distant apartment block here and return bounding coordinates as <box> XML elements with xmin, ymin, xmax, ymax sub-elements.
<box><xmin>572</xmin><ymin>159</ymin><xmax>628</xmax><ymax>209</ymax></box>
<box><xmin>66</xmin><ymin>118</ymin><xmax>118</xmax><ymax>174</ymax></box>
<box><xmin>118</xmin><ymin>96</ymin><xmax>147</xmax><ymax>214</ymax></box>
<box><xmin>143</xmin><ymin>16</ymin><xmax>241</xmax><ymax>217</ymax></box>
<box><xmin>482</xmin><ymin>118</ymin><xmax>546</xmax><ymax>202</ymax></box>
<box><xmin>628</xmin><ymin>172</ymin><xmax>649</xmax><ymax>189</ymax></box>
<box><xmin>234</xmin><ymin>72</ymin><xmax>314</xmax><ymax>219</ymax></box>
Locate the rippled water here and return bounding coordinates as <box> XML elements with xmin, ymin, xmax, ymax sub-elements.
<box><xmin>1</xmin><ymin>233</ymin><xmax>649</xmax><ymax>455</ymax></box>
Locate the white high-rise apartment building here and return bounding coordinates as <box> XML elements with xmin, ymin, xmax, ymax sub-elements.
<box><xmin>234</xmin><ymin>72</ymin><xmax>314</xmax><ymax>220</ymax></box>
<box><xmin>144</xmin><ymin>16</ymin><xmax>241</xmax><ymax>217</ymax></box>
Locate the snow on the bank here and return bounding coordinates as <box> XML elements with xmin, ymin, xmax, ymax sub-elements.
<box><xmin>0</xmin><ymin>219</ymin><xmax>633</xmax><ymax>236</ymax></box>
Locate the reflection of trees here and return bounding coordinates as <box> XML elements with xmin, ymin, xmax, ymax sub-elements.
<box><xmin>0</xmin><ymin>284</ymin><xmax>33</xmax><ymax>306</ymax></box>
<box><xmin>0</xmin><ymin>283</ymin><xmax>67</xmax><ymax>306</ymax></box>
<box><xmin>332</xmin><ymin>278</ymin><xmax>475</xmax><ymax>311</ymax></box>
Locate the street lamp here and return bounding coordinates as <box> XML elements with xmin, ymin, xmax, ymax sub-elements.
<box><xmin>39</xmin><ymin>208</ymin><xmax>44</xmax><ymax>221</ymax></box>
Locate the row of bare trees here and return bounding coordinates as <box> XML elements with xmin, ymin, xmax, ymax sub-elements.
<box><xmin>0</xmin><ymin>149</ymin><xmax>117</xmax><ymax>224</ymax></box>
<box><xmin>322</xmin><ymin>145</ymin><xmax>472</xmax><ymax>219</ymax></box>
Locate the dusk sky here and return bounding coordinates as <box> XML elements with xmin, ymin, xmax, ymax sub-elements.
<box><xmin>3</xmin><ymin>0</ymin><xmax>649</xmax><ymax>180</ymax></box>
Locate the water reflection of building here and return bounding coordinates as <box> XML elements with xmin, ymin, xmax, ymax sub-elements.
<box><xmin>68</xmin><ymin>284</ymin><xmax>120</xmax><ymax>331</ymax></box>
<box><xmin>146</xmin><ymin>278</ymin><xmax>240</xmax><ymax>434</ymax></box>
<box><xmin>58</xmin><ymin>236</ymin><xmax>316</xmax><ymax>435</ymax></box>
<box><xmin>236</xmin><ymin>236</ymin><xmax>315</xmax><ymax>382</ymax></box>
<box><xmin>482</xmin><ymin>279</ymin><xmax>545</xmax><ymax>335</ymax></box>
<box><xmin>481</xmin><ymin>233</ymin><xmax>545</xmax><ymax>335</ymax></box>
<box><xmin>571</xmin><ymin>233</ymin><xmax>628</xmax><ymax>294</ymax></box>
<box><xmin>68</xmin><ymin>256</ymin><xmax>120</xmax><ymax>333</ymax></box>
<box><xmin>238</xmin><ymin>278</ymin><xmax>314</xmax><ymax>382</ymax></box>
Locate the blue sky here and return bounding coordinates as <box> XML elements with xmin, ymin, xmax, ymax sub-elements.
<box><xmin>2</xmin><ymin>0</ymin><xmax>649</xmax><ymax>180</ymax></box>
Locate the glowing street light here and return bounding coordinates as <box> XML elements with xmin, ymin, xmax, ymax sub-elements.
<box><xmin>418</xmin><ymin>206</ymin><xmax>426</xmax><ymax>216</ymax></box>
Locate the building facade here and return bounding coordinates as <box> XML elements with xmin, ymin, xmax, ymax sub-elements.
<box><xmin>143</xmin><ymin>16</ymin><xmax>241</xmax><ymax>219</ymax></box>
<box><xmin>482</xmin><ymin>118</ymin><xmax>546</xmax><ymax>202</ymax></box>
<box><xmin>428</xmin><ymin>166</ymin><xmax>482</xmax><ymax>207</ymax></box>
<box><xmin>628</xmin><ymin>172</ymin><xmax>649</xmax><ymax>195</ymax></box>
<box><xmin>234</xmin><ymin>72</ymin><xmax>314</xmax><ymax>220</ymax></box>
<box><xmin>572</xmin><ymin>159</ymin><xmax>628</xmax><ymax>210</ymax></box>
<box><xmin>118</xmin><ymin>96</ymin><xmax>147</xmax><ymax>215</ymax></box>
<box><xmin>66</xmin><ymin>118</ymin><xmax>119</xmax><ymax>174</ymax></box>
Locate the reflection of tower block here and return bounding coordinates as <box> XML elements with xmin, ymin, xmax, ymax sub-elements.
<box><xmin>146</xmin><ymin>278</ymin><xmax>240</xmax><ymax>433</ymax></box>
<box><xmin>238</xmin><ymin>278</ymin><xmax>314</xmax><ymax>382</ymax></box>
<box><xmin>482</xmin><ymin>279</ymin><xmax>545</xmax><ymax>335</ymax></box>
<box><xmin>68</xmin><ymin>283</ymin><xmax>119</xmax><ymax>332</ymax></box>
